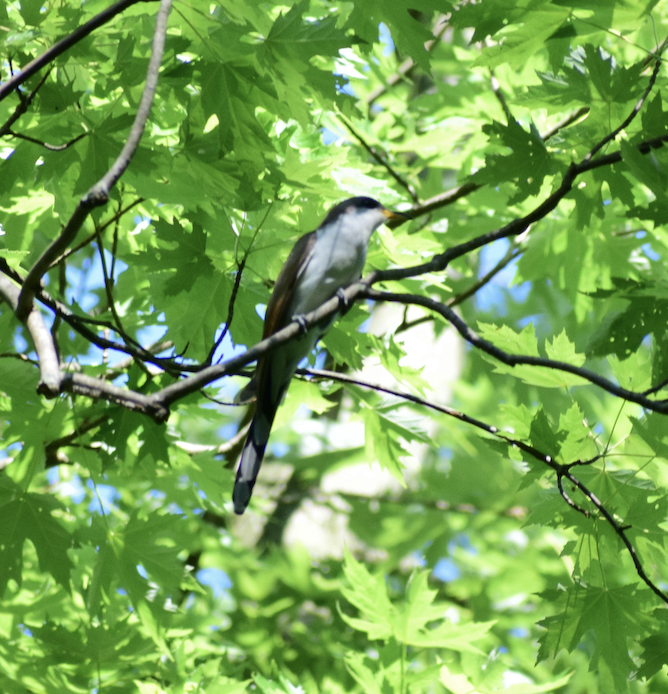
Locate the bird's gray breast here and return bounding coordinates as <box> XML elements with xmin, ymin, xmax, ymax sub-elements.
<box><xmin>292</xmin><ymin>220</ymin><xmax>368</xmax><ymax>316</ymax></box>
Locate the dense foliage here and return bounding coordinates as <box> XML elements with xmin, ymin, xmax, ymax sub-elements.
<box><xmin>2</xmin><ymin>0</ymin><xmax>668</xmax><ymax>692</ymax></box>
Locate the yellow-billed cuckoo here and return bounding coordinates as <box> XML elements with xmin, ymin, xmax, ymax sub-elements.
<box><xmin>233</xmin><ymin>197</ymin><xmax>405</xmax><ymax>514</ymax></box>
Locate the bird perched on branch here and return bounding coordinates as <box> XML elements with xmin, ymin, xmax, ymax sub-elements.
<box><xmin>233</xmin><ymin>197</ymin><xmax>406</xmax><ymax>514</ymax></box>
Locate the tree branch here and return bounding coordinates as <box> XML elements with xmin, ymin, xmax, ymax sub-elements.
<box><xmin>489</xmin><ymin>68</ymin><xmax>514</xmax><ymax>124</ymax></box>
<box><xmin>542</xmin><ymin>107</ymin><xmax>590</xmax><ymax>142</ymax></box>
<box><xmin>48</xmin><ymin>197</ymin><xmax>144</xmax><ymax>269</ymax></box>
<box><xmin>448</xmin><ymin>244</ymin><xmax>523</xmax><ymax>308</ymax></box>
<box><xmin>61</xmin><ymin>371</ymin><xmax>168</xmax><ymax>419</ymax></box>
<box><xmin>15</xmin><ymin>0</ymin><xmax>172</xmax><ymax>321</ymax></box>
<box><xmin>6</xmin><ymin>129</ymin><xmax>87</xmax><ymax>151</ymax></box>
<box><xmin>0</xmin><ymin>0</ymin><xmax>155</xmax><ymax>103</ymax></box>
<box><xmin>560</xmin><ymin>467</ymin><xmax>668</xmax><ymax>604</ymax></box>
<box><xmin>365</xmin><ymin>14</ymin><xmax>450</xmax><ymax>107</ymax></box>
<box><xmin>0</xmin><ymin>69</ymin><xmax>51</xmax><ymax>136</ymax></box>
<box><xmin>0</xmin><ymin>257</ymin><xmax>186</xmax><ymax>374</ymax></box>
<box><xmin>381</xmin><ymin>128</ymin><xmax>668</xmax><ymax>286</ymax></box>
<box><xmin>362</xmin><ymin>287</ymin><xmax>668</xmax><ymax>414</ymax></box>
<box><xmin>0</xmin><ymin>274</ymin><xmax>61</xmax><ymax>395</ymax></box>
<box><xmin>44</xmin><ymin>415</ymin><xmax>107</xmax><ymax>467</ymax></box>
<box><xmin>303</xmin><ymin>367</ymin><xmax>668</xmax><ymax>605</ymax></box>
<box><xmin>338</xmin><ymin>114</ymin><xmax>419</xmax><ymax>201</ymax></box>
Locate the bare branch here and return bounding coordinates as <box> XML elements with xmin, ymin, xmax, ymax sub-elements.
<box><xmin>106</xmin><ymin>340</ymin><xmax>173</xmax><ymax>374</ymax></box>
<box><xmin>0</xmin><ymin>274</ymin><xmax>61</xmax><ymax>395</ymax></box>
<box><xmin>382</xmin><ymin>129</ymin><xmax>668</xmax><ymax>286</ymax></box>
<box><xmin>95</xmin><ymin>225</ymin><xmax>126</xmax><ymax>336</ymax></box>
<box><xmin>362</xmin><ymin>287</ymin><xmax>668</xmax><ymax>414</ymax></box>
<box><xmin>45</xmin><ymin>415</ymin><xmax>107</xmax><ymax>466</ymax></box>
<box><xmin>0</xmin><ymin>257</ymin><xmax>179</xmax><ymax>371</ymax></box>
<box><xmin>410</xmin><ymin>181</ymin><xmax>481</xmax><ymax>218</ymax></box>
<box><xmin>204</xmin><ymin>203</ymin><xmax>275</xmax><ymax>367</ymax></box>
<box><xmin>204</xmin><ymin>256</ymin><xmax>246</xmax><ymax>367</ymax></box>
<box><xmin>61</xmin><ymin>371</ymin><xmax>168</xmax><ymax>419</ymax></box>
<box><xmin>304</xmin><ymin>367</ymin><xmax>501</xmax><ymax>433</ymax></box>
<box><xmin>175</xmin><ymin>424</ymin><xmax>250</xmax><ymax>456</ymax></box>
<box><xmin>16</xmin><ymin>0</ymin><xmax>172</xmax><ymax>321</ymax></box>
<box><xmin>397</xmin><ymin>241</ymin><xmax>524</xmax><ymax>331</ymax></box>
<box><xmin>402</xmin><ymin>52</ymin><xmax>662</xmax><ymax>222</ymax></box>
<box><xmin>557</xmin><ymin>474</ymin><xmax>589</xmax><ymax>517</ymax></box>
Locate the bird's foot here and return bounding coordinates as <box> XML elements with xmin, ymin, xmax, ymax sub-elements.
<box><xmin>294</xmin><ymin>314</ymin><xmax>309</xmax><ymax>334</ymax></box>
<box><xmin>336</xmin><ymin>288</ymin><xmax>351</xmax><ymax>314</ymax></box>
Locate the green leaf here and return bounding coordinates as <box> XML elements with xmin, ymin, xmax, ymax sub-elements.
<box><xmin>637</xmin><ymin>612</ymin><xmax>668</xmax><ymax>680</ymax></box>
<box><xmin>477</xmin><ymin>322</ymin><xmax>539</xmax><ymax>356</ymax></box>
<box><xmin>475</xmin><ymin>120</ymin><xmax>560</xmax><ymax>203</ymax></box>
<box><xmin>545</xmin><ymin>330</ymin><xmax>586</xmax><ymax>366</ymax></box>
<box><xmin>538</xmin><ymin>584</ymin><xmax>646</xmax><ymax>690</ymax></box>
<box><xmin>0</xmin><ymin>478</ymin><xmax>73</xmax><ymax>594</ymax></box>
<box><xmin>363</xmin><ymin>407</ymin><xmax>408</xmax><ymax>481</ymax></box>
<box><xmin>340</xmin><ymin>547</ymin><xmax>394</xmax><ymax>641</ymax></box>
<box><xmin>529</xmin><ymin>408</ymin><xmax>562</xmax><ymax>458</ymax></box>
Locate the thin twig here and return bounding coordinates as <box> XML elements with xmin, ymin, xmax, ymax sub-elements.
<box><xmin>44</xmin><ymin>415</ymin><xmax>107</xmax><ymax>461</ymax></box>
<box><xmin>542</xmin><ymin>107</ymin><xmax>590</xmax><ymax>142</ymax></box>
<box><xmin>0</xmin><ymin>69</ymin><xmax>52</xmax><ymax>136</ymax></box>
<box><xmin>175</xmin><ymin>424</ymin><xmax>250</xmax><ymax>456</ymax></box>
<box><xmin>644</xmin><ymin>375</ymin><xmax>668</xmax><ymax>397</ymax></box>
<box><xmin>1</xmin><ymin>256</ymin><xmax>184</xmax><ymax>377</ymax></box>
<box><xmin>366</xmin><ymin>14</ymin><xmax>450</xmax><ymax>107</ymax></box>
<box><xmin>448</xmin><ymin>245</ymin><xmax>523</xmax><ymax>308</ymax></box>
<box><xmin>6</xmin><ymin>130</ymin><xmax>87</xmax><ymax>151</ymax></box>
<box><xmin>490</xmin><ymin>68</ymin><xmax>514</xmax><ymax>124</ymax></box>
<box><xmin>110</xmin><ymin>199</ymin><xmax>122</xmax><ymax>286</ymax></box>
<box><xmin>397</xmin><ymin>242</ymin><xmax>522</xmax><ymax>332</ymax></box>
<box><xmin>557</xmin><ymin>474</ymin><xmax>589</xmax><ymax>516</ymax></box>
<box><xmin>48</xmin><ymin>197</ymin><xmax>144</xmax><ymax>269</ymax></box>
<box><xmin>107</xmin><ymin>340</ymin><xmax>173</xmax><ymax>374</ymax></box>
<box><xmin>561</xmin><ymin>468</ymin><xmax>668</xmax><ymax>604</ymax></box>
<box><xmin>205</xmin><ymin>203</ymin><xmax>275</xmax><ymax>366</ymax></box>
<box><xmin>584</xmin><ymin>50</ymin><xmax>663</xmax><ymax>162</ymax></box>
<box><xmin>94</xmin><ymin>226</ymin><xmax>140</xmax><ymax>364</ymax></box>
<box><xmin>0</xmin><ymin>352</ymin><xmax>38</xmax><ymax>366</ymax></box>
<box><xmin>338</xmin><ymin>114</ymin><xmax>418</xmax><ymax>201</ymax></box>
<box><xmin>409</xmin><ymin>181</ymin><xmax>481</xmax><ymax>217</ymax></box>
<box><xmin>377</xmin><ymin>129</ymin><xmax>668</xmax><ymax>286</ymax></box>
<box><xmin>204</xmin><ymin>256</ymin><xmax>246</xmax><ymax>366</ymax></box>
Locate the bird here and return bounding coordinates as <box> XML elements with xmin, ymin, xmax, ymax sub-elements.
<box><xmin>233</xmin><ymin>197</ymin><xmax>406</xmax><ymax>514</ymax></box>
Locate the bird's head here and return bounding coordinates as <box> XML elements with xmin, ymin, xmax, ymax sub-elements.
<box><xmin>321</xmin><ymin>197</ymin><xmax>408</xmax><ymax>232</ymax></box>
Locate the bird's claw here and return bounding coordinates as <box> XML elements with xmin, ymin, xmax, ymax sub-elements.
<box><xmin>335</xmin><ymin>288</ymin><xmax>349</xmax><ymax>310</ymax></box>
<box><xmin>294</xmin><ymin>314</ymin><xmax>309</xmax><ymax>334</ymax></box>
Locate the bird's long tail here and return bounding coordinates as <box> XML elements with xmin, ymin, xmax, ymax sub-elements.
<box><xmin>233</xmin><ymin>398</ymin><xmax>278</xmax><ymax>514</ymax></box>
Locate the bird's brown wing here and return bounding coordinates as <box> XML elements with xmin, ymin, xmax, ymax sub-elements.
<box><xmin>262</xmin><ymin>230</ymin><xmax>317</xmax><ymax>339</ymax></box>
